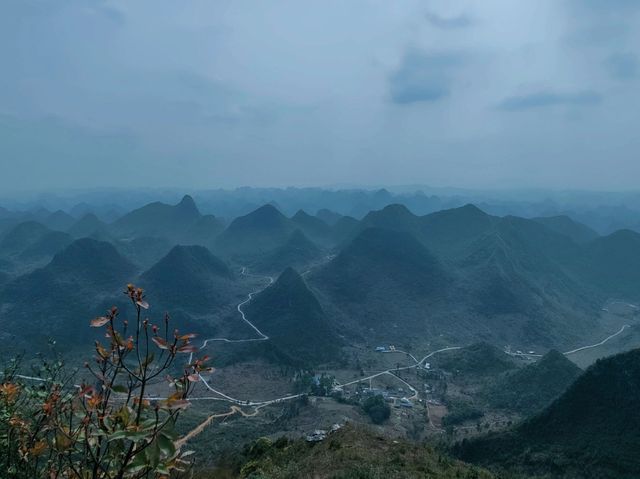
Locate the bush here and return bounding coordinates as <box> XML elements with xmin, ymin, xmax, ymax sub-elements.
<box><xmin>0</xmin><ymin>283</ymin><xmax>211</xmax><ymax>478</ymax></box>
<box><xmin>362</xmin><ymin>395</ymin><xmax>391</xmax><ymax>424</ymax></box>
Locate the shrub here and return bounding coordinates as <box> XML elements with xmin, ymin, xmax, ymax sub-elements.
<box><xmin>0</xmin><ymin>283</ymin><xmax>211</xmax><ymax>478</ymax></box>
<box><xmin>362</xmin><ymin>395</ymin><xmax>391</xmax><ymax>424</ymax></box>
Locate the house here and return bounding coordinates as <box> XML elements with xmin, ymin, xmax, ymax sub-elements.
<box><xmin>306</xmin><ymin>429</ymin><xmax>327</xmax><ymax>442</ymax></box>
<box><xmin>375</xmin><ymin>346</ymin><xmax>386</xmax><ymax>352</ymax></box>
<box><xmin>399</xmin><ymin>397</ymin><xmax>414</xmax><ymax>408</ymax></box>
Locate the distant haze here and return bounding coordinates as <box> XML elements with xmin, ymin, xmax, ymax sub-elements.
<box><xmin>1</xmin><ymin>1</ymin><xmax>640</xmax><ymax>191</ymax></box>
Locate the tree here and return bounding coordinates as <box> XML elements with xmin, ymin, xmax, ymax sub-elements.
<box><xmin>362</xmin><ymin>395</ymin><xmax>391</xmax><ymax>424</ymax></box>
<box><xmin>0</xmin><ymin>283</ymin><xmax>210</xmax><ymax>478</ymax></box>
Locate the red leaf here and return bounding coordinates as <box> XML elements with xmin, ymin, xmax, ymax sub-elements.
<box><xmin>177</xmin><ymin>344</ymin><xmax>197</xmax><ymax>354</ymax></box>
<box><xmin>90</xmin><ymin>316</ymin><xmax>110</xmax><ymax>327</ymax></box>
<box><xmin>151</xmin><ymin>336</ymin><xmax>168</xmax><ymax>350</ymax></box>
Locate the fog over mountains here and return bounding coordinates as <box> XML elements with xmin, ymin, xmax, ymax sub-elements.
<box><xmin>1</xmin><ymin>190</ymin><xmax>640</xmax><ymax>477</ymax></box>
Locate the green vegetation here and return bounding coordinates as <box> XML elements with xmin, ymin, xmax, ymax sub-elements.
<box><xmin>442</xmin><ymin>398</ymin><xmax>484</xmax><ymax>427</ymax></box>
<box><xmin>0</xmin><ymin>238</ymin><xmax>137</xmax><ymax>349</ymax></box>
<box><xmin>252</xmin><ymin>229</ymin><xmax>321</xmax><ymax>273</ymax></box>
<box><xmin>202</xmin><ymin>424</ymin><xmax>495</xmax><ymax>479</ymax></box>
<box><xmin>434</xmin><ymin>343</ymin><xmax>517</xmax><ymax>377</ymax></box>
<box><xmin>456</xmin><ymin>347</ymin><xmax>640</xmax><ymax>478</ymax></box>
<box><xmin>361</xmin><ymin>395</ymin><xmax>391</xmax><ymax>424</ymax></box>
<box><xmin>483</xmin><ymin>350</ymin><xmax>582</xmax><ymax>415</ymax></box>
<box><xmin>246</xmin><ymin>267</ymin><xmax>340</xmax><ymax>365</ymax></box>
<box><xmin>216</xmin><ymin>204</ymin><xmax>295</xmax><ymax>258</ymax></box>
<box><xmin>141</xmin><ymin>244</ymin><xmax>239</xmax><ymax>315</ymax></box>
<box><xmin>0</xmin><ymin>283</ymin><xmax>208</xmax><ymax>478</ymax></box>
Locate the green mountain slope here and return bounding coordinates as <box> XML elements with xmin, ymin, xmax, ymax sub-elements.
<box><xmin>311</xmin><ymin>227</ymin><xmax>450</xmax><ymax>341</ymax></box>
<box><xmin>111</xmin><ymin>195</ymin><xmax>203</xmax><ymax>242</ymax></box>
<box><xmin>582</xmin><ymin>229</ymin><xmax>640</xmax><ymax>299</ymax></box>
<box><xmin>434</xmin><ymin>342</ymin><xmax>517</xmax><ymax>377</ymax></box>
<box><xmin>245</xmin><ymin>267</ymin><xmax>340</xmax><ymax>365</ymax></box>
<box><xmin>533</xmin><ymin>215</ymin><xmax>599</xmax><ymax>243</ymax></box>
<box><xmin>291</xmin><ymin>209</ymin><xmax>331</xmax><ymax>243</ymax></box>
<box><xmin>67</xmin><ymin>213</ymin><xmax>109</xmax><ymax>239</ymax></box>
<box><xmin>252</xmin><ymin>229</ymin><xmax>321</xmax><ymax>273</ymax></box>
<box><xmin>484</xmin><ymin>350</ymin><xmax>582</xmax><ymax>414</ymax></box>
<box><xmin>457</xmin><ymin>348</ymin><xmax>640</xmax><ymax>478</ymax></box>
<box><xmin>224</xmin><ymin>424</ymin><xmax>495</xmax><ymax>479</ymax></box>
<box><xmin>141</xmin><ymin>245</ymin><xmax>239</xmax><ymax>316</ymax></box>
<box><xmin>0</xmin><ymin>238</ymin><xmax>136</xmax><ymax>347</ymax></box>
<box><xmin>216</xmin><ymin>204</ymin><xmax>294</xmax><ymax>258</ymax></box>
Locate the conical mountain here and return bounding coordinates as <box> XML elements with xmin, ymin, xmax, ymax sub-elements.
<box><xmin>45</xmin><ymin>238</ymin><xmax>136</xmax><ymax>286</ymax></box>
<box><xmin>317</xmin><ymin>227</ymin><xmax>447</xmax><ymax>301</ymax></box>
<box><xmin>457</xmin><ymin>348</ymin><xmax>640</xmax><ymax>478</ymax></box>
<box><xmin>484</xmin><ymin>350</ymin><xmax>582</xmax><ymax>414</ymax></box>
<box><xmin>141</xmin><ymin>245</ymin><xmax>239</xmax><ymax>315</ymax></box>
<box><xmin>360</xmin><ymin>203</ymin><xmax>421</xmax><ymax>234</ymax></box>
<box><xmin>216</xmin><ymin>204</ymin><xmax>294</xmax><ymax>257</ymax></box>
<box><xmin>19</xmin><ymin>230</ymin><xmax>73</xmax><ymax>262</ymax></box>
<box><xmin>42</xmin><ymin>210</ymin><xmax>76</xmax><ymax>231</ymax></box>
<box><xmin>291</xmin><ymin>209</ymin><xmax>331</xmax><ymax>241</ymax></box>
<box><xmin>253</xmin><ymin>229</ymin><xmax>321</xmax><ymax>273</ymax></box>
<box><xmin>316</xmin><ymin>208</ymin><xmax>342</xmax><ymax>226</ymax></box>
<box><xmin>457</xmin><ymin>216</ymin><xmax>599</xmax><ymax>347</ymax></box>
<box><xmin>245</xmin><ymin>267</ymin><xmax>340</xmax><ymax>364</ymax></box>
<box><xmin>0</xmin><ymin>239</ymin><xmax>136</xmax><ymax>346</ymax></box>
<box><xmin>419</xmin><ymin>204</ymin><xmax>497</xmax><ymax>257</ymax></box>
<box><xmin>329</xmin><ymin>215</ymin><xmax>360</xmax><ymax>243</ymax></box>
<box><xmin>111</xmin><ymin>194</ymin><xmax>202</xmax><ymax>241</ymax></box>
<box><xmin>311</xmin><ymin>227</ymin><xmax>449</xmax><ymax>340</ymax></box>
<box><xmin>67</xmin><ymin>213</ymin><xmax>109</xmax><ymax>239</ymax></box>
<box><xmin>0</xmin><ymin>221</ymin><xmax>52</xmax><ymax>256</ymax></box>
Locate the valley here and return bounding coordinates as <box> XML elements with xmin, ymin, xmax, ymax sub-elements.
<box><xmin>1</xmin><ymin>195</ymin><xmax>640</xmax><ymax>478</ymax></box>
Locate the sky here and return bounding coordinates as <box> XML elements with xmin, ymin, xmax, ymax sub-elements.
<box><xmin>1</xmin><ymin>0</ymin><xmax>639</xmax><ymax>192</ymax></box>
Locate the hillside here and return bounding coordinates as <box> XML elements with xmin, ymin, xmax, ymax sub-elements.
<box><xmin>358</xmin><ymin>203</ymin><xmax>421</xmax><ymax>236</ymax></box>
<box><xmin>42</xmin><ymin>210</ymin><xmax>76</xmax><ymax>231</ymax></box>
<box><xmin>216</xmin><ymin>204</ymin><xmax>294</xmax><ymax>258</ymax></box>
<box><xmin>0</xmin><ymin>238</ymin><xmax>136</xmax><ymax>347</ymax></box>
<box><xmin>456</xmin><ymin>348</ymin><xmax>640</xmax><ymax>478</ymax></box>
<box><xmin>252</xmin><ymin>229</ymin><xmax>321</xmax><ymax>273</ymax></box>
<box><xmin>311</xmin><ymin>227</ymin><xmax>450</xmax><ymax>341</ymax></box>
<box><xmin>483</xmin><ymin>350</ymin><xmax>582</xmax><ymax>414</ymax></box>
<box><xmin>291</xmin><ymin>210</ymin><xmax>331</xmax><ymax>243</ymax></box>
<box><xmin>433</xmin><ymin>342</ymin><xmax>517</xmax><ymax>377</ymax></box>
<box><xmin>316</xmin><ymin>208</ymin><xmax>342</xmax><ymax>226</ymax></box>
<box><xmin>215</xmin><ymin>424</ymin><xmax>495</xmax><ymax>479</ymax></box>
<box><xmin>245</xmin><ymin>267</ymin><xmax>340</xmax><ymax>365</ymax></box>
<box><xmin>420</xmin><ymin>204</ymin><xmax>497</xmax><ymax>257</ymax></box>
<box><xmin>582</xmin><ymin>229</ymin><xmax>640</xmax><ymax>299</ymax></box>
<box><xmin>19</xmin><ymin>230</ymin><xmax>73</xmax><ymax>261</ymax></box>
<box><xmin>0</xmin><ymin>221</ymin><xmax>52</xmax><ymax>256</ymax></box>
<box><xmin>183</xmin><ymin>214</ymin><xmax>225</xmax><ymax>248</ymax></box>
<box><xmin>141</xmin><ymin>245</ymin><xmax>239</xmax><ymax>316</ymax></box>
<box><xmin>111</xmin><ymin>195</ymin><xmax>203</xmax><ymax>242</ymax></box>
<box><xmin>67</xmin><ymin>213</ymin><xmax>109</xmax><ymax>239</ymax></box>
<box><xmin>457</xmin><ymin>216</ymin><xmax>602</xmax><ymax>348</ymax></box>
<box><xmin>533</xmin><ymin>215</ymin><xmax>599</xmax><ymax>243</ymax></box>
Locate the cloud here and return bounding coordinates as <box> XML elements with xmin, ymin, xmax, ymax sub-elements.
<box><xmin>605</xmin><ymin>52</ymin><xmax>638</xmax><ymax>80</ymax></box>
<box><xmin>426</xmin><ymin>12</ymin><xmax>472</xmax><ymax>30</ymax></box>
<box><xmin>389</xmin><ymin>50</ymin><xmax>466</xmax><ymax>105</ymax></box>
<box><xmin>498</xmin><ymin>90</ymin><xmax>603</xmax><ymax>111</ymax></box>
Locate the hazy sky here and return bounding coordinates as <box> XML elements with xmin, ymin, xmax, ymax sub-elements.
<box><xmin>1</xmin><ymin>1</ymin><xmax>639</xmax><ymax>191</ymax></box>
